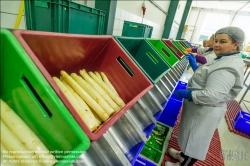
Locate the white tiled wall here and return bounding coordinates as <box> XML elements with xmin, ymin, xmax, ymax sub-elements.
<box><xmin>0</xmin><ymin>1</ymin><xmax>26</xmax><ymax>29</ymax></box>
<box><xmin>113</xmin><ymin>7</ymin><xmax>164</xmax><ymax>38</ymax></box>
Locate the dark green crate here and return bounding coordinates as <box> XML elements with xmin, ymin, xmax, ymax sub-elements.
<box><xmin>115</xmin><ymin>37</ymin><xmax>170</xmax><ymax>84</ymax></box>
<box><xmin>146</xmin><ymin>39</ymin><xmax>179</xmax><ymax>67</ymax></box>
<box><xmin>25</xmin><ymin>0</ymin><xmax>105</xmax><ymax>35</ymax></box>
<box><xmin>122</xmin><ymin>21</ymin><xmax>153</xmax><ymax>38</ymax></box>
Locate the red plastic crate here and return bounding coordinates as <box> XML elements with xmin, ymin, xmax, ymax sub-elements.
<box><xmin>162</xmin><ymin>39</ymin><xmax>184</xmax><ymax>59</ymax></box>
<box><xmin>13</xmin><ymin>30</ymin><xmax>153</xmax><ymax>141</ymax></box>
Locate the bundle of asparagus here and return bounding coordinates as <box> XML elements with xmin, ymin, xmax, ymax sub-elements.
<box><xmin>0</xmin><ymin>99</ymin><xmax>57</xmax><ymax>166</ymax></box>
<box><xmin>53</xmin><ymin>69</ymin><xmax>125</xmax><ymax>132</ymax></box>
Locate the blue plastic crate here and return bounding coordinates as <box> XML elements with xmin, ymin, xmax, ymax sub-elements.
<box><xmin>134</xmin><ymin>156</ymin><xmax>157</xmax><ymax>166</ymax></box>
<box><xmin>158</xmin><ymin>111</ymin><xmax>178</xmax><ymax>127</ymax></box>
<box><xmin>125</xmin><ymin>142</ymin><xmax>145</xmax><ymax>165</ymax></box>
<box><xmin>234</xmin><ymin>110</ymin><xmax>250</xmax><ymax>136</ymax></box>
<box><xmin>169</xmin><ymin>93</ymin><xmax>183</xmax><ymax>103</ymax></box>
<box><xmin>177</xmin><ymin>81</ymin><xmax>188</xmax><ymax>88</ymax></box>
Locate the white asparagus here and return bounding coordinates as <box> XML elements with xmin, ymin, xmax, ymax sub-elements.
<box><xmin>72</xmin><ymin>73</ymin><xmax>116</xmax><ymax>116</ymax></box>
<box><xmin>53</xmin><ymin>77</ymin><xmax>99</xmax><ymax>131</ymax></box>
<box><xmin>0</xmin><ymin>100</ymin><xmax>57</xmax><ymax>166</ymax></box>
<box><xmin>88</xmin><ymin>71</ymin><xmax>125</xmax><ymax>108</ymax></box>
<box><xmin>60</xmin><ymin>76</ymin><xmax>74</xmax><ymax>93</ymax></box>
<box><xmin>0</xmin><ymin>121</ymin><xmax>42</xmax><ymax>166</ymax></box>
<box><xmin>1</xmin><ymin>143</ymin><xmax>20</xmax><ymax>166</ymax></box>
<box><xmin>94</xmin><ymin>71</ymin><xmax>102</xmax><ymax>80</ymax></box>
<box><xmin>60</xmin><ymin>71</ymin><xmax>109</xmax><ymax>121</ymax></box>
<box><xmin>73</xmin><ymin>92</ymin><xmax>101</xmax><ymax>127</ymax></box>
<box><xmin>80</xmin><ymin>70</ymin><xmax>121</xmax><ymax>112</ymax></box>
<box><xmin>100</xmin><ymin>72</ymin><xmax>119</xmax><ymax>95</ymax></box>
<box><xmin>61</xmin><ymin>77</ymin><xmax>101</xmax><ymax>126</ymax></box>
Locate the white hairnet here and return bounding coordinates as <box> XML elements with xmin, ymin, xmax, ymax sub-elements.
<box><xmin>215</xmin><ymin>26</ymin><xmax>245</xmax><ymax>51</ymax></box>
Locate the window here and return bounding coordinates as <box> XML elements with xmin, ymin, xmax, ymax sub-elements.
<box><xmin>231</xmin><ymin>15</ymin><xmax>250</xmax><ymax>50</ymax></box>
<box><xmin>198</xmin><ymin>13</ymin><xmax>230</xmax><ymax>43</ymax></box>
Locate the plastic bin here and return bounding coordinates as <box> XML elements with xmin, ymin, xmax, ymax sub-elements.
<box><xmin>146</xmin><ymin>39</ymin><xmax>179</xmax><ymax>67</ymax></box>
<box><xmin>122</xmin><ymin>21</ymin><xmax>153</xmax><ymax>38</ymax></box>
<box><xmin>185</xmin><ymin>41</ymin><xmax>195</xmax><ymax>48</ymax></box>
<box><xmin>171</xmin><ymin>40</ymin><xmax>186</xmax><ymax>54</ymax></box>
<box><xmin>178</xmin><ymin>40</ymin><xmax>188</xmax><ymax>49</ymax></box>
<box><xmin>0</xmin><ymin>29</ymin><xmax>90</xmax><ymax>165</ymax></box>
<box><xmin>13</xmin><ymin>30</ymin><xmax>153</xmax><ymax>141</ymax></box>
<box><xmin>174</xmin><ymin>81</ymin><xmax>188</xmax><ymax>91</ymax></box>
<box><xmin>115</xmin><ymin>36</ymin><xmax>170</xmax><ymax>84</ymax></box>
<box><xmin>234</xmin><ymin>110</ymin><xmax>250</xmax><ymax>136</ymax></box>
<box><xmin>134</xmin><ymin>156</ymin><xmax>157</xmax><ymax>166</ymax></box>
<box><xmin>140</xmin><ymin>123</ymin><xmax>170</xmax><ymax>163</ymax></box>
<box><xmin>181</xmin><ymin>40</ymin><xmax>192</xmax><ymax>48</ymax></box>
<box><xmin>158</xmin><ymin>98</ymin><xmax>182</xmax><ymax>127</ymax></box>
<box><xmin>25</xmin><ymin>0</ymin><xmax>105</xmax><ymax>35</ymax></box>
<box><xmin>162</xmin><ymin>39</ymin><xmax>184</xmax><ymax>59</ymax></box>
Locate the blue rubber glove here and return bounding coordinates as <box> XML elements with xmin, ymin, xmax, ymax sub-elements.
<box><xmin>174</xmin><ymin>89</ymin><xmax>193</xmax><ymax>101</ymax></box>
<box><xmin>186</xmin><ymin>53</ymin><xmax>199</xmax><ymax>71</ymax></box>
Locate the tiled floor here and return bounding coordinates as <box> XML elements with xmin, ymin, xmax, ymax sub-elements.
<box><xmin>179</xmin><ymin>65</ymin><xmax>250</xmax><ymax>166</ymax></box>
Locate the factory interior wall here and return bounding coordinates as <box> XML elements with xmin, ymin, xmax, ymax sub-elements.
<box><xmin>115</xmin><ymin>1</ymin><xmax>170</xmax><ymax>38</ymax></box>
<box><xmin>0</xmin><ymin>1</ymin><xmax>26</xmax><ymax>30</ymax></box>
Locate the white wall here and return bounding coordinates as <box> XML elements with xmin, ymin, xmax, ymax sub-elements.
<box><xmin>115</xmin><ymin>0</ymin><xmax>170</xmax><ymax>38</ymax></box>
<box><xmin>0</xmin><ymin>1</ymin><xmax>26</xmax><ymax>29</ymax></box>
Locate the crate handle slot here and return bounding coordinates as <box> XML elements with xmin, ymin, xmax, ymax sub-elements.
<box><xmin>129</xmin><ymin>24</ymin><xmax>138</xmax><ymax>28</ymax></box>
<box><xmin>117</xmin><ymin>56</ymin><xmax>134</xmax><ymax>77</ymax></box>
<box><xmin>135</xmin><ymin>159</ymin><xmax>146</xmax><ymax>165</ymax></box>
<box><xmin>244</xmin><ymin>114</ymin><xmax>250</xmax><ymax>117</ymax></box>
<box><xmin>146</xmin><ymin>51</ymin><xmax>158</xmax><ymax>64</ymax></box>
<box><xmin>170</xmin><ymin>46</ymin><xmax>177</xmax><ymax>54</ymax></box>
<box><xmin>35</xmin><ymin>1</ymin><xmax>49</xmax><ymax>8</ymax></box>
<box><xmin>21</xmin><ymin>75</ymin><xmax>52</xmax><ymax>118</ymax></box>
<box><xmin>162</xmin><ymin>48</ymin><xmax>171</xmax><ymax>57</ymax></box>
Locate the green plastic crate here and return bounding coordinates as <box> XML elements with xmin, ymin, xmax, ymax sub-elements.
<box><xmin>181</xmin><ymin>40</ymin><xmax>191</xmax><ymax>48</ymax></box>
<box><xmin>115</xmin><ymin>37</ymin><xmax>170</xmax><ymax>84</ymax></box>
<box><xmin>172</xmin><ymin>40</ymin><xmax>186</xmax><ymax>54</ymax></box>
<box><xmin>146</xmin><ymin>39</ymin><xmax>179</xmax><ymax>67</ymax></box>
<box><xmin>0</xmin><ymin>29</ymin><xmax>90</xmax><ymax>165</ymax></box>
<box><xmin>141</xmin><ymin>123</ymin><xmax>170</xmax><ymax>163</ymax></box>
<box><xmin>122</xmin><ymin>21</ymin><xmax>153</xmax><ymax>38</ymax></box>
<box><xmin>25</xmin><ymin>0</ymin><xmax>105</xmax><ymax>35</ymax></box>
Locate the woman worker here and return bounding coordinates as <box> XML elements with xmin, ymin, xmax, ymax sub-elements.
<box><xmin>165</xmin><ymin>26</ymin><xmax>245</xmax><ymax>166</ymax></box>
<box><xmin>186</xmin><ymin>34</ymin><xmax>217</xmax><ymax>65</ymax></box>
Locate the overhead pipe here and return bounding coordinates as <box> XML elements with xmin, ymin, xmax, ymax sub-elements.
<box><xmin>148</xmin><ymin>0</ymin><xmax>168</xmax><ymax>15</ymax></box>
<box><xmin>230</xmin><ymin>1</ymin><xmax>250</xmax><ymax>25</ymax></box>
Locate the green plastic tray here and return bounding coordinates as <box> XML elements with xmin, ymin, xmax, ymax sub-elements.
<box><xmin>25</xmin><ymin>0</ymin><xmax>105</xmax><ymax>35</ymax></box>
<box><xmin>0</xmin><ymin>29</ymin><xmax>90</xmax><ymax>166</ymax></box>
<box><xmin>171</xmin><ymin>40</ymin><xmax>186</xmax><ymax>54</ymax></box>
<box><xmin>146</xmin><ymin>39</ymin><xmax>179</xmax><ymax>67</ymax></box>
<box><xmin>182</xmin><ymin>40</ymin><xmax>191</xmax><ymax>48</ymax></box>
<box><xmin>122</xmin><ymin>21</ymin><xmax>153</xmax><ymax>38</ymax></box>
<box><xmin>141</xmin><ymin>123</ymin><xmax>170</xmax><ymax>163</ymax></box>
<box><xmin>115</xmin><ymin>37</ymin><xmax>170</xmax><ymax>84</ymax></box>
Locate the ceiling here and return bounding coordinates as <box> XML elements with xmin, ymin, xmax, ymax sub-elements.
<box><xmin>191</xmin><ymin>0</ymin><xmax>250</xmax><ymax>12</ymax></box>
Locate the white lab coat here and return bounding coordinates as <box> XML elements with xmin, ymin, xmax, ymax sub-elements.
<box><xmin>197</xmin><ymin>47</ymin><xmax>217</xmax><ymax>65</ymax></box>
<box><xmin>177</xmin><ymin>53</ymin><xmax>244</xmax><ymax>160</ymax></box>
